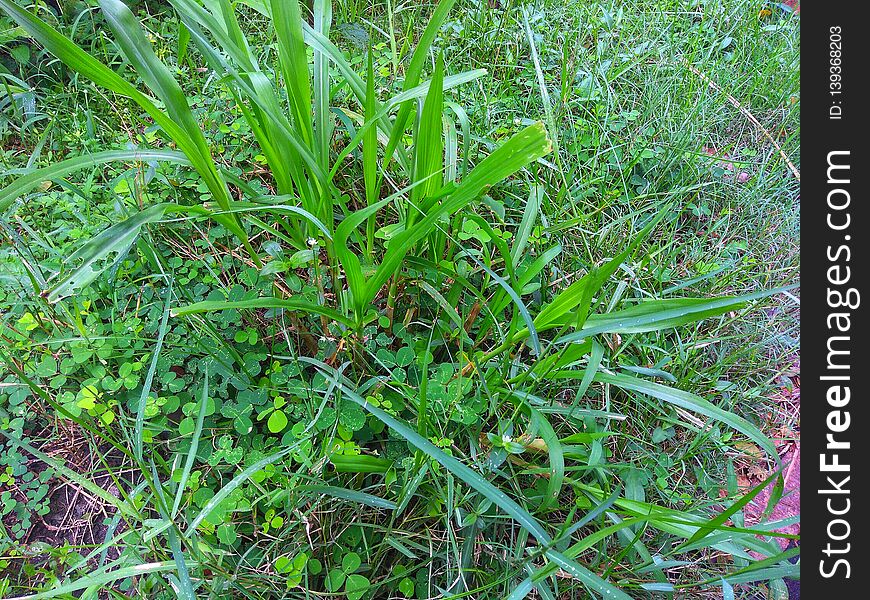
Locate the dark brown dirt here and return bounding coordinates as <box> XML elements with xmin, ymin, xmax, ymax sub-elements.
<box><xmin>14</xmin><ymin>423</ymin><xmax>130</xmax><ymax>561</ymax></box>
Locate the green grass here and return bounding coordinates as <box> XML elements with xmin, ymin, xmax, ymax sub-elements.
<box><xmin>0</xmin><ymin>0</ymin><xmax>798</xmax><ymax>598</ymax></box>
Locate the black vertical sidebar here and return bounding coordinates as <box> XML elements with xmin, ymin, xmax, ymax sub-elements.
<box><xmin>803</xmin><ymin>2</ymin><xmax>867</xmax><ymax>596</ymax></box>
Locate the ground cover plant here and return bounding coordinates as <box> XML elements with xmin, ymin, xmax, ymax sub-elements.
<box><xmin>0</xmin><ymin>0</ymin><xmax>799</xmax><ymax>598</ymax></box>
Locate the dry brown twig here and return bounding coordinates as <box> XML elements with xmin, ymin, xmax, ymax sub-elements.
<box><xmin>686</xmin><ymin>63</ymin><xmax>801</xmax><ymax>182</ymax></box>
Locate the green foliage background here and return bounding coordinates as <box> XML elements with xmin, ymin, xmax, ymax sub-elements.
<box><xmin>0</xmin><ymin>0</ymin><xmax>799</xmax><ymax>598</ymax></box>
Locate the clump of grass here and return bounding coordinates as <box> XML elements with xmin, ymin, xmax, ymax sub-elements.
<box><xmin>0</xmin><ymin>0</ymin><xmax>798</xmax><ymax>598</ymax></box>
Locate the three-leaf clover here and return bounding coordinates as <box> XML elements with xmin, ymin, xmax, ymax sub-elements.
<box><xmin>325</xmin><ymin>551</ymin><xmax>370</xmax><ymax>598</ymax></box>
<box><xmin>275</xmin><ymin>551</ymin><xmax>310</xmax><ymax>588</ymax></box>
<box><xmin>258</xmin><ymin>395</ymin><xmax>289</xmax><ymax>434</ymax></box>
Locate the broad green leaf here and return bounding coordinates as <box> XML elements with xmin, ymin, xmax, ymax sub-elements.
<box><xmin>366</xmin><ymin>122</ymin><xmax>552</xmax><ymax>306</ymax></box>
<box><xmin>345</xmin><ymin>574</ymin><xmax>370</xmax><ymax>600</ymax></box>
<box><xmin>171</xmin><ymin>297</ymin><xmax>354</xmax><ymax>328</ymax></box>
<box><xmin>0</xmin><ymin>560</ymin><xmax>185</xmax><ymax>600</ymax></box>
<box><xmin>269</xmin><ymin>0</ymin><xmax>313</xmax><ymax>148</ymax></box>
<box><xmin>47</xmin><ymin>204</ymin><xmax>170</xmax><ymax>302</ymax></box>
<box><xmin>410</xmin><ymin>52</ymin><xmax>445</xmax><ymax>217</ymax></box>
<box><xmin>556</xmin><ymin>287</ymin><xmax>794</xmax><ymax>343</ymax></box>
<box><xmin>0</xmin><ymin>149</ymin><xmax>189</xmax><ymax>214</ymax></box>
<box><xmin>342</xmin><ymin>551</ymin><xmax>361</xmax><ymax>574</ymax></box>
<box><xmin>552</xmin><ymin>370</ymin><xmax>776</xmax><ymax>457</ymax></box>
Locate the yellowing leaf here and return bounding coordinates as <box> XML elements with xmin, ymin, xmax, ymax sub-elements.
<box><xmin>268</xmin><ymin>409</ymin><xmax>288</xmax><ymax>433</ymax></box>
<box><xmin>77</xmin><ymin>385</ymin><xmax>100</xmax><ymax>410</ymax></box>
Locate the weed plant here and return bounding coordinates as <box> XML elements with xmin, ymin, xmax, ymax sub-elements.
<box><xmin>0</xmin><ymin>0</ymin><xmax>799</xmax><ymax>598</ymax></box>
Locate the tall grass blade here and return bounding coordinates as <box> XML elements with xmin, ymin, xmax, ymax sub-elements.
<box><xmin>0</xmin><ymin>149</ymin><xmax>189</xmax><ymax>214</ymax></box>
<box><xmin>135</xmin><ymin>283</ymin><xmax>172</xmax><ymax>461</ymax></box>
<box><xmin>313</xmin><ymin>0</ymin><xmax>333</xmax><ymax>172</ymax></box>
<box><xmin>2</xmin><ymin>560</ymin><xmax>187</xmax><ymax>600</ymax></box>
<box><xmin>511</xmin><ymin>185</ymin><xmax>542</xmax><ymax>268</ymax></box>
<box><xmin>556</xmin><ymin>287</ymin><xmax>795</xmax><ymax>343</ymax></box>
<box><xmin>171</xmin><ymin>297</ymin><xmax>355</xmax><ymax>327</ymax></box>
<box><xmin>383</xmin><ymin>0</ymin><xmax>458</xmax><ymax>172</ymax></box>
<box><xmin>269</xmin><ymin>0</ymin><xmax>314</xmax><ymax>149</ymax></box>
<box><xmin>171</xmin><ymin>370</ymin><xmax>210</xmax><ymax>518</ymax></box>
<box><xmin>294</xmin><ymin>485</ymin><xmax>397</xmax><ymax>510</ymax></box>
<box><xmin>552</xmin><ymin>370</ymin><xmax>776</xmax><ymax>457</ymax></box>
<box><xmin>363</xmin><ymin>45</ymin><xmax>378</xmax><ymax>254</ymax></box>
